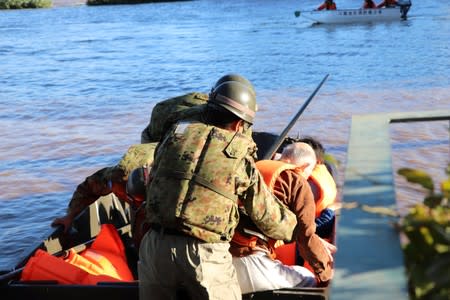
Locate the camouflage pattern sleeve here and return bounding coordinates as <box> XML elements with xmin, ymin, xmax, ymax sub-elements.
<box><xmin>67</xmin><ymin>143</ymin><xmax>156</xmax><ymax>218</ymax></box>
<box><xmin>66</xmin><ymin>166</ymin><xmax>119</xmax><ymax>217</ymax></box>
<box><xmin>141</xmin><ymin>93</ymin><xmax>209</xmax><ymax>143</ymax></box>
<box><xmin>239</xmin><ymin>156</ymin><xmax>297</xmax><ymax>241</ymax></box>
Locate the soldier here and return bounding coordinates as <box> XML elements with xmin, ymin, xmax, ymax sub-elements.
<box><xmin>138</xmin><ymin>75</ymin><xmax>298</xmax><ymax>300</ymax></box>
<box><xmin>140</xmin><ymin>74</ymin><xmax>255</xmax><ymax>144</ymax></box>
<box><xmin>52</xmin><ymin>143</ymin><xmax>157</xmax><ymax>249</ymax></box>
<box><xmin>52</xmin><ymin>75</ymin><xmax>256</xmax><ymax>250</ymax></box>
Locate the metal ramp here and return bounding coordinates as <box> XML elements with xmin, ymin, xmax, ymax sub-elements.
<box><xmin>331</xmin><ymin>110</ymin><xmax>450</xmax><ymax>299</ymax></box>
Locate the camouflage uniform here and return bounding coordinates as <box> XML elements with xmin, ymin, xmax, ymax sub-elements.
<box><xmin>141</xmin><ymin>92</ymin><xmax>208</xmax><ymax>143</ymax></box>
<box><xmin>66</xmin><ymin>143</ymin><xmax>156</xmax><ymax>246</ymax></box>
<box><xmin>139</xmin><ymin>115</ymin><xmax>297</xmax><ymax>300</ymax></box>
<box><xmin>146</xmin><ymin>121</ymin><xmax>296</xmax><ymax>242</ymax></box>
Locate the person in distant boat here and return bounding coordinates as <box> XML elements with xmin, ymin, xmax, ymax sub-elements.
<box><xmin>139</xmin><ymin>74</ymin><xmax>297</xmax><ymax>300</ymax></box>
<box><xmin>317</xmin><ymin>0</ymin><xmax>337</xmax><ymax>11</ymax></box>
<box><xmin>377</xmin><ymin>0</ymin><xmax>397</xmax><ymax>8</ymax></box>
<box><xmin>363</xmin><ymin>0</ymin><xmax>377</xmax><ymax>9</ymax></box>
<box><xmin>51</xmin><ymin>143</ymin><xmax>157</xmax><ymax>250</ymax></box>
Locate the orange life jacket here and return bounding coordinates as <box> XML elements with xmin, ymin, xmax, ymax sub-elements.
<box><xmin>256</xmin><ymin>160</ymin><xmax>305</xmax><ymax>189</ymax></box>
<box><xmin>308</xmin><ymin>164</ymin><xmax>337</xmax><ymax>217</ymax></box>
<box><xmin>229</xmin><ymin>160</ymin><xmax>303</xmax><ymax>258</ymax></box>
<box><xmin>21</xmin><ymin>224</ymin><xmax>134</xmax><ymax>284</ymax></box>
<box><xmin>21</xmin><ymin>249</ymin><xmax>123</xmax><ymax>285</ymax></box>
<box><xmin>273</xmin><ymin>241</ymin><xmax>297</xmax><ymax>266</ymax></box>
<box><xmin>328</xmin><ymin>3</ymin><xmax>337</xmax><ymax>10</ymax></box>
<box><xmin>318</xmin><ymin>2</ymin><xmax>337</xmax><ymax>10</ymax></box>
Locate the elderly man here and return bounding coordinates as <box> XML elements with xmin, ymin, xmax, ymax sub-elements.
<box><xmin>231</xmin><ymin>142</ymin><xmax>336</xmax><ymax>294</ymax></box>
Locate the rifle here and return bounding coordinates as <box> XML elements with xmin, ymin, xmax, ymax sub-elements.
<box><xmin>262</xmin><ymin>74</ymin><xmax>329</xmax><ymax>160</ymax></box>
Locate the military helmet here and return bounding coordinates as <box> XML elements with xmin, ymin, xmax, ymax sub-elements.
<box><xmin>209</xmin><ymin>78</ymin><xmax>257</xmax><ymax>124</ymax></box>
<box><xmin>126</xmin><ymin>167</ymin><xmax>148</xmax><ymax>205</ymax></box>
<box><xmin>213</xmin><ymin>74</ymin><xmax>256</xmax><ymax>96</ymax></box>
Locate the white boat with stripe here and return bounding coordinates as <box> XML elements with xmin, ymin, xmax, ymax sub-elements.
<box><xmin>294</xmin><ymin>0</ymin><xmax>412</xmax><ymax>24</ymax></box>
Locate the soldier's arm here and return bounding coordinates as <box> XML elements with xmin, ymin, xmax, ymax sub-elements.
<box><xmin>66</xmin><ymin>166</ymin><xmax>117</xmax><ymax>217</ymax></box>
<box><xmin>241</xmin><ymin>159</ymin><xmax>297</xmax><ymax>241</ymax></box>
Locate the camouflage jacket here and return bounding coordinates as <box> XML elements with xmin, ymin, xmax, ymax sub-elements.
<box><xmin>141</xmin><ymin>92</ymin><xmax>209</xmax><ymax>143</ymax></box>
<box><xmin>145</xmin><ymin>120</ymin><xmax>297</xmax><ymax>243</ymax></box>
<box><xmin>67</xmin><ymin>143</ymin><xmax>157</xmax><ymax>217</ymax></box>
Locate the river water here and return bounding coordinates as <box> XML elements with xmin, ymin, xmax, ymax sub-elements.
<box><xmin>0</xmin><ymin>0</ymin><xmax>448</xmax><ymax>270</ymax></box>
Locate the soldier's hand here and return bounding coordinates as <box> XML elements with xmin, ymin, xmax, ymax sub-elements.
<box><xmin>51</xmin><ymin>215</ymin><xmax>74</xmax><ymax>233</ymax></box>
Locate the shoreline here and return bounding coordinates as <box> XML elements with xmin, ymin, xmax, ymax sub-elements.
<box><xmin>53</xmin><ymin>0</ymin><xmax>85</xmax><ymax>7</ymax></box>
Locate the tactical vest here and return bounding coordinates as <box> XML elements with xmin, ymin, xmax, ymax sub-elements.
<box><xmin>146</xmin><ymin>121</ymin><xmax>253</xmax><ymax>243</ymax></box>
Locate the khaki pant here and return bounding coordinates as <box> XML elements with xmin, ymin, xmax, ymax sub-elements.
<box><xmin>139</xmin><ymin>230</ymin><xmax>241</xmax><ymax>300</ymax></box>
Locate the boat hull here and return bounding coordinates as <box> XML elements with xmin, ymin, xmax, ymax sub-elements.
<box><xmin>299</xmin><ymin>7</ymin><xmax>409</xmax><ymax>24</ymax></box>
<box><xmin>0</xmin><ymin>132</ymin><xmax>336</xmax><ymax>300</ymax></box>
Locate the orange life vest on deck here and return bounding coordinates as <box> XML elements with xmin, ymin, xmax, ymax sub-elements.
<box><xmin>21</xmin><ymin>224</ymin><xmax>134</xmax><ymax>284</ymax></box>
<box><xmin>308</xmin><ymin>164</ymin><xmax>337</xmax><ymax>217</ymax></box>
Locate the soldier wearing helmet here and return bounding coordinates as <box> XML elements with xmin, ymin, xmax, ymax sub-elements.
<box><xmin>138</xmin><ymin>74</ymin><xmax>297</xmax><ymax>300</ymax></box>
<box><xmin>52</xmin><ymin>143</ymin><xmax>157</xmax><ymax>251</ymax></box>
<box><xmin>140</xmin><ymin>74</ymin><xmax>255</xmax><ymax>144</ymax></box>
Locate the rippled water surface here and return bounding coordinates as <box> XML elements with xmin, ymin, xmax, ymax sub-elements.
<box><xmin>0</xmin><ymin>0</ymin><xmax>449</xmax><ymax>269</ymax></box>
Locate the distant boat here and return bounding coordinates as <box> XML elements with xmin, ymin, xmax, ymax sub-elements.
<box><xmin>294</xmin><ymin>0</ymin><xmax>412</xmax><ymax>24</ymax></box>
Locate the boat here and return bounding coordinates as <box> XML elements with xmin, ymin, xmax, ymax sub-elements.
<box><xmin>294</xmin><ymin>0</ymin><xmax>412</xmax><ymax>24</ymax></box>
<box><xmin>0</xmin><ymin>132</ymin><xmax>336</xmax><ymax>300</ymax></box>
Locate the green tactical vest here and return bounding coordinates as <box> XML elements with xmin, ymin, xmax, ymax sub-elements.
<box><xmin>146</xmin><ymin>121</ymin><xmax>254</xmax><ymax>243</ymax></box>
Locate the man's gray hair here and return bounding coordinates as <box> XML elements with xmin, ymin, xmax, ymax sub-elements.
<box><xmin>279</xmin><ymin>142</ymin><xmax>317</xmax><ymax>178</ymax></box>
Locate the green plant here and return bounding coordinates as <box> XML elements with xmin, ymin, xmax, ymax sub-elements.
<box><xmin>0</xmin><ymin>0</ymin><xmax>51</xmax><ymax>9</ymax></box>
<box><xmin>86</xmin><ymin>0</ymin><xmax>176</xmax><ymax>5</ymax></box>
<box><xmin>398</xmin><ymin>165</ymin><xmax>450</xmax><ymax>300</ymax></box>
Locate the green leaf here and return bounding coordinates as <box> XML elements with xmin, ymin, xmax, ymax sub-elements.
<box><xmin>424</xmin><ymin>195</ymin><xmax>444</xmax><ymax>208</ymax></box>
<box><xmin>426</xmin><ymin>253</ymin><xmax>450</xmax><ymax>288</ymax></box>
<box><xmin>441</xmin><ymin>179</ymin><xmax>450</xmax><ymax>199</ymax></box>
<box><xmin>398</xmin><ymin>168</ymin><xmax>435</xmax><ymax>193</ymax></box>
<box><xmin>324</xmin><ymin>153</ymin><xmax>340</xmax><ymax>167</ymax></box>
